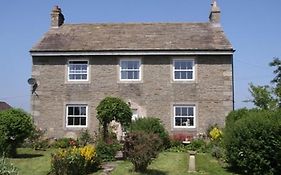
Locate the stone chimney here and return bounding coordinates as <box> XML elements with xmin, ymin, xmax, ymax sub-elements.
<box><xmin>209</xmin><ymin>0</ymin><xmax>220</xmax><ymax>23</ymax></box>
<box><xmin>51</xmin><ymin>6</ymin><xmax>64</xmax><ymax>28</ymax></box>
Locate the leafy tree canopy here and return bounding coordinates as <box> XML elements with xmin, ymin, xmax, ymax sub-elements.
<box><xmin>96</xmin><ymin>97</ymin><xmax>132</xmax><ymax>140</ymax></box>
<box><xmin>248</xmin><ymin>57</ymin><xmax>281</xmax><ymax>110</ymax></box>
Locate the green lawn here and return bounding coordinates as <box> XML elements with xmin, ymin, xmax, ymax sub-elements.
<box><xmin>9</xmin><ymin>148</ymin><xmax>55</xmax><ymax>175</ymax></box>
<box><xmin>9</xmin><ymin>148</ymin><xmax>238</xmax><ymax>175</ymax></box>
<box><xmin>94</xmin><ymin>152</ymin><xmax>238</xmax><ymax>175</ymax></box>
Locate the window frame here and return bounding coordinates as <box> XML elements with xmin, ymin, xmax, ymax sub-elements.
<box><xmin>66</xmin><ymin>104</ymin><xmax>88</xmax><ymax>128</ymax></box>
<box><xmin>119</xmin><ymin>58</ymin><xmax>141</xmax><ymax>81</ymax></box>
<box><xmin>173</xmin><ymin>59</ymin><xmax>195</xmax><ymax>81</ymax></box>
<box><xmin>173</xmin><ymin>105</ymin><xmax>196</xmax><ymax>129</ymax></box>
<box><xmin>67</xmin><ymin>60</ymin><xmax>89</xmax><ymax>82</ymax></box>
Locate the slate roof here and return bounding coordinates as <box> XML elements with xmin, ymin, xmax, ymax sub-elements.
<box><xmin>0</xmin><ymin>102</ymin><xmax>11</xmax><ymax>111</ymax></box>
<box><xmin>31</xmin><ymin>22</ymin><xmax>233</xmax><ymax>52</ymax></box>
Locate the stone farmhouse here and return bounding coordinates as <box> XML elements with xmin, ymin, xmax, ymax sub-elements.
<box><xmin>30</xmin><ymin>1</ymin><xmax>234</xmax><ymax>138</ymax></box>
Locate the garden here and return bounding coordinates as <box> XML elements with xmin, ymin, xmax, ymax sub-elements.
<box><xmin>1</xmin><ymin>96</ymin><xmax>281</xmax><ymax>175</ymax></box>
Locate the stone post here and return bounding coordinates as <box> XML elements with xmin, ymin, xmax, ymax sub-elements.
<box><xmin>188</xmin><ymin>151</ymin><xmax>197</xmax><ymax>172</ymax></box>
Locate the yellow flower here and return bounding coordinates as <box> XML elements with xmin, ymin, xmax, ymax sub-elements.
<box><xmin>80</xmin><ymin>145</ymin><xmax>96</xmax><ymax>161</ymax></box>
<box><xmin>209</xmin><ymin>127</ymin><xmax>222</xmax><ymax>141</ymax></box>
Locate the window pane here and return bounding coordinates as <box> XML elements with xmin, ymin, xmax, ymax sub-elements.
<box><xmin>81</xmin><ymin>65</ymin><xmax>87</xmax><ymax>70</ymax></box>
<box><xmin>181</xmin><ymin>71</ymin><xmax>187</xmax><ymax>79</ymax></box>
<box><xmin>82</xmin><ymin>74</ymin><xmax>87</xmax><ymax>80</ymax></box>
<box><xmin>175</xmin><ymin>71</ymin><xmax>181</xmax><ymax>79</ymax></box>
<box><xmin>188</xmin><ymin>117</ymin><xmax>194</xmax><ymax>126</ymax></box>
<box><xmin>187</xmin><ymin>61</ymin><xmax>193</xmax><ymax>69</ymax></box>
<box><xmin>74</xmin><ymin>107</ymin><xmax>80</xmax><ymax>115</ymax></box>
<box><xmin>68</xmin><ymin>117</ymin><xmax>74</xmax><ymax>125</ymax></box>
<box><xmin>181</xmin><ymin>61</ymin><xmax>187</xmax><ymax>69</ymax></box>
<box><xmin>133</xmin><ymin>71</ymin><xmax>139</xmax><ymax>79</ymax></box>
<box><xmin>69</xmin><ymin>74</ymin><xmax>74</xmax><ymax>80</ymax></box>
<box><xmin>187</xmin><ymin>71</ymin><xmax>193</xmax><ymax>79</ymax></box>
<box><xmin>133</xmin><ymin>61</ymin><xmax>139</xmax><ymax>69</ymax></box>
<box><xmin>121</xmin><ymin>61</ymin><xmax>128</xmax><ymax>69</ymax></box>
<box><xmin>128</xmin><ymin>61</ymin><xmax>134</xmax><ymax>69</ymax></box>
<box><xmin>68</xmin><ymin>107</ymin><xmax>74</xmax><ymax>115</ymax></box>
<box><xmin>175</xmin><ymin>61</ymin><xmax>181</xmax><ymax>69</ymax></box>
<box><xmin>175</xmin><ymin>107</ymin><xmax>181</xmax><ymax>116</ymax></box>
<box><xmin>188</xmin><ymin>107</ymin><xmax>194</xmax><ymax>116</ymax></box>
<box><xmin>182</xmin><ymin>107</ymin><xmax>188</xmax><ymax>116</ymax></box>
<box><xmin>81</xmin><ymin>117</ymin><xmax>86</xmax><ymax>125</ymax></box>
<box><xmin>175</xmin><ymin>117</ymin><xmax>181</xmax><ymax>126</ymax></box>
<box><xmin>81</xmin><ymin>107</ymin><xmax>86</xmax><ymax>115</ymax></box>
<box><xmin>121</xmin><ymin>71</ymin><xmax>128</xmax><ymax>79</ymax></box>
<box><xmin>74</xmin><ymin>117</ymin><xmax>80</xmax><ymax>125</ymax></box>
<box><xmin>128</xmin><ymin>71</ymin><xmax>133</xmax><ymax>79</ymax></box>
<box><xmin>182</xmin><ymin>117</ymin><xmax>188</xmax><ymax>126</ymax></box>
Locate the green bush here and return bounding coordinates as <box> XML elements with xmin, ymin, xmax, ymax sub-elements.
<box><xmin>95</xmin><ymin>140</ymin><xmax>121</xmax><ymax>162</ymax></box>
<box><xmin>187</xmin><ymin>139</ymin><xmax>207</xmax><ymax>153</ymax></box>
<box><xmin>211</xmin><ymin>145</ymin><xmax>225</xmax><ymax>160</ymax></box>
<box><xmin>96</xmin><ymin>97</ymin><xmax>132</xmax><ymax>141</ymax></box>
<box><xmin>24</xmin><ymin>128</ymin><xmax>49</xmax><ymax>150</ymax></box>
<box><xmin>52</xmin><ymin>138</ymin><xmax>77</xmax><ymax>148</ymax></box>
<box><xmin>225</xmin><ymin>108</ymin><xmax>250</xmax><ymax>128</ymax></box>
<box><xmin>224</xmin><ymin>109</ymin><xmax>281</xmax><ymax>174</ymax></box>
<box><xmin>130</xmin><ymin>117</ymin><xmax>170</xmax><ymax>149</ymax></box>
<box><xmin>123</xmin><ymin>131</ymin><xmax>162</xmax><ymax>172</ymax></box>
<box><xmin>77</xmin><ymin>130</ymin><xmax>95</xmax><ymax>147</ymax></box>
<box><xmin>0</xmin><ymin>156</ymin><xmax>19</xmax><ymax>175</ymax></box>
<box><xmin>0</xmin><ymin>109</ymin><xmax>34</xmax><ymax>157</ymax></box>
<box><xmin>50</xmin><ymin>145</ymin><xmax>99</xmax><ymax>175</ymax></box>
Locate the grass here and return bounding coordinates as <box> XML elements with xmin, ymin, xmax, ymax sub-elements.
<box><xmin>9</xmin><ymin>148</ymin><xmax>55</xmax><ymax>175</ymax></box>
<box><xmin>108</xmin><ymin>152</ymin><xmax>187</xmax><ymax>175</ymax></box>
<box><xmin>8</xmin><ymin>148</ymin><xmax>239</xmax><ymax>175</ymax></box>
<box><xmin>194</xmin><ymin>153</ymin><xmax>238</xmax><ymax>175</ymax></box>
<box><xmin>94</xmin><ymin>152</ymin><xmax>238</xmax><ymax>175</ymax></box>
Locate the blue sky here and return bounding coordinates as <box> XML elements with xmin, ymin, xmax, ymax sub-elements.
<box><xmin>0</xmin><ymin>0</ymin><xmax>280</xmax><ymax>111</ymax></box>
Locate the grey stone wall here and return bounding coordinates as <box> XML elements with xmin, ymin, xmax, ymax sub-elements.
<box><xmin>31</xmin><ymin>55</ymin><xmax>233</xmax><ymax>138</ymax></box>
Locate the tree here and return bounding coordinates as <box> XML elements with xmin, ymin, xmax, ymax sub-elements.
<box><xmin>96</xmin><ymin>97</ymin><xmax>132</xmax><ymax>141</ymax></box>
<box><xmin>0</xmin><ymin>109</ymin><xmax>34</xmax><ymax>157</ymax></box>
<box><xmin>248</xmin><ymin>57</ymin><xmax>281</xmax><ymax>109</ymax></box>
<box><xmin>270</xmin><ymin>57</ymin><xmax>281</xmax><ymax>104</ymax></box>
<box><xmin>248</xmin><ymin>83</ymin><xmax>277</xmax><ymax>110</ymax></box>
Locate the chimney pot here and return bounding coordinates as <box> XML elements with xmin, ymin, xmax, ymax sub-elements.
<box><xmin>51</xmin><ymin>5</ymin><xmax>64</xmax><ymax>28</ymax></box>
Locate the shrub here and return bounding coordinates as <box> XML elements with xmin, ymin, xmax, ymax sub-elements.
<box><xmin>52</xmin><ymin>138</ymin><xmax>77</xmax><ymax>148</ymax></box>
<box><xmin>225</xmin><ymin>108</ymin><xmax>251</xmax><ymax>128</ymax></box>
<box><xmin>96</xmin><ymin>97</ymin><xmax>132</xmax><ymax>141</ymax></box>
<box><xmin>0</xmin><ymin>156</ymin><xmax>19</xmax><ymax>175</ymax></box>
<box><xmin>77</xmin><ymin>130</ymin><xmax>95</xmax><ymax>147</ymax></box>
<box><xmin>211</xmin><ymin>145</ymin><xmax>225</xmax><ymax>160</ymax></box>
<box><xmin>95</xmin><ymin>140</ymin><xmax>121</xmax><ymax>162</ymax></box>
<box><xmin>123</xmin><ymin>131</ymin><xmax>162</xmax><ymax>172</ymax></box>
<box><xmin>224</xmin><ymin>109</ymin><xmax>281</xmax><ymax>174</ymax></box>
<box><xmin>0</xmin><ymin>109</ymin><xmax>34</xmax><ymax>157</ymax></box>
<box><xmin>130</xmin><ymin>117</ymin><xmax>170</xmax><ymax>149</ymax></box>
<box><xmin>50</xmin><ymin>145</ymin><xmax>99</xmax><ymax>175</ymax></box>
<box><xmin>187</xmin><ymin>139</ymin><xmax>207</xmax><ymax>153</ymax></box>
<box><xmin>24</xmin><ymin>128</ymin><xmax>49</xmax><ymax>150</ymax></box>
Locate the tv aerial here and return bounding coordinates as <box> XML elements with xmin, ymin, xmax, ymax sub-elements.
<box><xmin>27</xmin><ymin>78</ymin><xmax>38</xmax><ymax>96</ymax></box>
